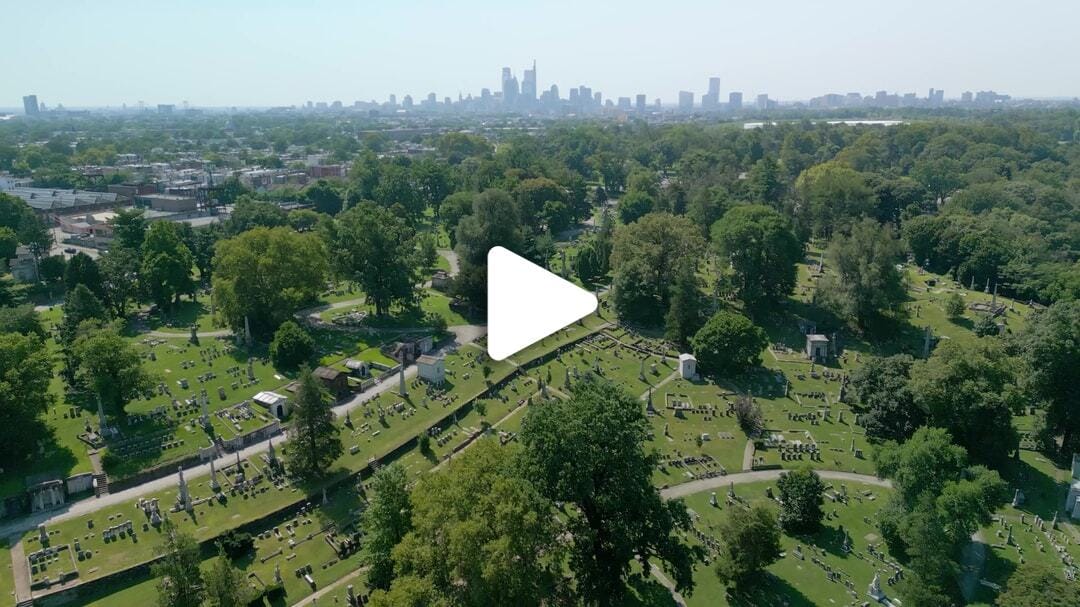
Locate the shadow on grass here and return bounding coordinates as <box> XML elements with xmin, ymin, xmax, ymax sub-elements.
<box><xmin>724</xmin><ymin>572</ymin><xmax>816</xmax><ymax>607</ymax></box>
<box><xmin>1002</xmin><ymin>455</ymin><xmax>1068</xmax><ymax>520</ymax></box>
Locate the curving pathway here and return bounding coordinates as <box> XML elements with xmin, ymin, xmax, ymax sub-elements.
<box><xmin>660</xmin><ymin>469</ymin><xmax>891</xmax><ymax>500</ymax></box>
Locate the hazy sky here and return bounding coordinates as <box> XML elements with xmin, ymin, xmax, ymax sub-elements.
<box><xmin>5</xmin><ymin>0</ymin><xmax>1079</xmax><ymax>108</ymax></box>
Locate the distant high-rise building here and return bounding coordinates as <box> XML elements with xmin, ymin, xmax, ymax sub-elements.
<box><xmin>521</xmin><ymin>60</ymin><xmax>537</xmax><ymax>104</ymax></box>
<box><xmin>501</xmin><ymin>67</ymin><xmax>519</xmax><ymax>106</ymax></box>
<box><xmin>756</xmin><ymin>94</ymin><xmax>770</xmax><ymax>110</ymax></box>
<box><xmin>157</xmin><ymin>104</ymin><xmax>175</xmax><ymax>113</ymax></box>
<box><xmin>635</xmin><ymin>94</ymin><xmax>646</xmax><ymax>112</ymax></box>
<box><xmin>402</xmin><ymin>95</ymin><xmax>413</xmax><ymax>109</ymax></box>
<box><xmin>617</xmin><ymin>97</ymin><xmax>631</xmax><ymax>110</ymax></box>
<box><xmin>961</xmin><ymin>91</ymin><xmax>973</xmax><ymax>104</ymax></box>
<box><xmin>678</xmin><ymin>90</ymin><xmax>694</xmax><ymax>111</ymax></box>
<box><xmin>593</xmin><ymin>91</ymin><xmax>602</xmax><ymax>106</ymax></box>
<box><xmin>22</xmin><ymin>95</ymin><xmax>39</xmax><ymax>115</ymax></box>
<box><xmin>388</xmin><ymin>94</ymin><xmax>397</xmax><ymax>107</ymax></box>
<box><xmin>728</xmin><ymin>91</ymin><xmax>743</xmax><ymax>110</ymax></box>
<box><xmin>702</xmin><ymin>77</ymin><xmax>721</xmax><ymax>108</ymax></box>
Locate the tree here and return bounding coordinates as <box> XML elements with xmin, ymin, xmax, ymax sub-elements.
<box><xmin>303</xmin><ymin>179</ymin><xmax>344</xmax><ymax>215</ymax></box>
<box><xmin>151</xmin><ymin>522</ymin><xmax>204</xmax><ymax>607</ymax></box>
<box><xmin>203</xmin><ymin>546</ymin><xmax>252</xmax><ymax>607</ymax></box>
<box><xmin>59</xmin><ymin>284</ymin><xmax>108</xmax><ymax>381</ymax></box>
<box><xmin>0</xmin><ymin>304</ymin><xmax>45</xmax><ymax>338</ymax></box>
<box><xmin>0</xmin><ymin>226</ymin><xmax>18</xmax><ymax>261</ymax></box>
<box><xmin>73</xmin><ymin>320</ymin><xmax>156</xmax><ymax>419</ymax></box>
<box><xmin>944</xmin><ymin>292</ymin><xmax>966</xmax><ymax>318</ymax></box>
<box><xmin>0</xmin><ymin>332</ymin><xmax>54</xmax><ymax>465</ymax></box>
<box><xmin>109</xmin><ymin>208</ymin><xmax>147</xmax><ymax>252</ymax></box>
<box><xmin>776</xmin><ymin>467</ymin><xmax>826</xmax><ymax>533</ymax></box>
<box><xmin>333</xmin><ymin>202</ymin><xmax>420</xmax><ymax>316</ymax></box>
<box><xmin>439</xmin><ymin>192</ymin><xmax>474</xmax><ymax>248</ymax></box>
<box><xmin>225</xmin><ymin>197</ymin><xmax>288</xmax><ymax>234</ymax></box>
<box><xmin>910</xmin><ymin>340</ymin><xmax>1017</xmax><ymax>468</ymax></box>
<box><xmin>516</xmin><ymin>177</ymin><xmax>566</xmax><ymax>231</ymax></box>
<box><xmin>616</xmin><ymin>191</ymin><xmax>654</xmax><ymax>224</ymax></box>
<box><xmin>362</xmin><ymin>464</ymin><xmax>413</xmax><ymax>591</ymax></box>
<box><xmin>519</xmin><ymin>377</ymin><xmax>698</xmax><ymax>602</ymax></box>
<box><xmin>711</xmin><ymin>205</ymin><xmax>801</xmax><ymax>311</ymax></box>
<box><xmin>611</xmin><ymin>213</ymin><xmax>705</xmax><ymax>324</ymax></box>
<box><xmin>664</xmin><ymin>263</ymin><xmax>706</xmax><ymax>347</ymax></box>
<box><xmin>815</xmin><ymin>219</ymin><xmax>905</xmax><ymax>329</ymax></box>
<box><xmin>691</xmin><ymin>311</ymin><xmax>767</xmax><ymax>376</ymax></box>
<box><xmin>212</xmin><ymin>227</ymin><xmax>328</xmax><ymax>339</ymax></box>
<box><xmin>99</xmin><ymin>248</ymin><xmax>140</xmax><ymax>317</ymax></box>
<box><xmin>849</xmin><ymin>354</ymin><xmax>924</xmax><ymax>442</ymax></box>
<box><xmin>141</xmin><ymin>222</ymin><xmax>195</xmax><ymax>309</ymax></box>
<box><xmin>874</xmin><ymin>428</ymin><xmax>1007</xmax><ymax>606</ymax></box>
<box><xmin>1015</xmin><ymin>301</ymin><xmax>1080</xmax><ymax>454</ymax></box>
<box><xmin>453</xmin><ymin>189</ymin><xmax>527</xmax><ymax>309</ymax></box>
<box><xmin>269</xmin><ymin>320</ymin><xmax>315</xmax><ymax>371</ymax></box>
<box><xmin>388</xmin><ymin>442</ymin><xmax>562</xmax><ymax>606</ymax></box>
<box><xmin>746</xmin><ymin>156</ymin><xmax>785</xmax><ymax>207</ymax></box>
<box><xmin>794</xmin><ymin>162</ymin><xmax>876</xmax><ymax>238</ymax></box>
<box><xmin>713</xmin><ymin>505</ymin><xmax>781</xmax><ymax>589</ymax></box>
<box><xmin>286</xmin><ymin>368</ymin><xmax>342</xmax><ymax>483</ymax></box>
<box><xmin>997</xmin><ymin>562</ymin><xmax>1080</xmax><ymax>607</ymax></box>
<box><xmin>64</xmin><ymin>252</ymin><xmax>104</xmax><ymax>297</ymax></box>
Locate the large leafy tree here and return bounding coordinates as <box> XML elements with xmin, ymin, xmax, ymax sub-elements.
<box><xmin>212</xmin><ymin>226</ymin><xmax>328</xmax><ymax>339</ymax></box>
<box><xmin>909</xmin><ymin>339</ymin><xmax>1017</xmax><ymax>468</ymax></box>
<box><xmin>59</xmin><ymin>284</ymin><xmax>108</xmax><ymax>381</ymax></box>
<box><xmin>141</xmin><ymin>222</ymin><xmax>195</xmax><ymax>309</ymax></box>
<box><xmin>776</xmin><ymin>467</ymin><xmax>825</xmax><ymax>533</ymax></box>
<box><xmin>664</xmin><ymin>263</ymin><xmax>707</xmax><ymax>347</ymax></box>
<box><xmin>815</xmin><ymin>218</ymin><xmax>905</xmax><ymax>329</ymax></box>
<box><xmin>610</xmin><ymin>212</ymin><xmax>706</xmax><ymax>323</ymax></box>
<box><xmin>151</xmin><ymin>522</ymin><xmax>204</xmax><ymax>607</ymax></box>
<box><xmin>361</xmin><ymin>463</ymin><xmax>413</xmax><ymax>591</ymax></box>
<box><xmin>711</xmin><ymin>204</ymin><xmax>801</xmax><ymax>312</ymax></box>
<box><xmin>333</xmin><ymin>202</ymin><xmax>420</xmax><ymax>316</ymax></box>
<box><xmin>286</xmin><ymin>368</ymin><xmax>342</xmax><ymax>483</ymax></box>
<box><xmin>997</xmin><ymin>562</ymin><xmax>1080</xmax><ymax>607</ymax></box>
<box><xmin>794</xmin><ymin>162</ymin><xmax>876</xmax><ymax>238</ymax></box>
<box><xmin>268</xmin><ymin>320</ymin><xmax>314</xmax><ymax>371</ymax></box>
<box><xmin>453</xmin><ymin>189</ymin><xmax>528</xmax><ymax>309</ymax></box>
<box><xmin>1014</xmin><ymin>301</ymin><xmax>1080</xmax><ymax>454</ymax></box>
<box><xmin>713</xmin><ymin>505</ymin><xmax>781</xmax><ymax>589</ymax></box>
<box><xmin>303</xmin><ymin>179</ymin><xmax>344</xmax><ymax>215</ymax></box>
<box><xmin>202</xmin><ymin>546</ymin><xmax>253</xmax><ymax>607</ymax></box>
<box><xmin>0</xmin><ymin>332</ymin><xmax>54</xmax><ymax>465</ymax></box>
<box><xmin>874</xmin><ymin>428</ymin><xmax>1007</xmax><ymax>606</ymax></box>
<box><xmin>691</xmin><ymin>310</ymin><xmax>767</xmax><ymax>376</ymax></box>
<box><xmin>384</xmin><ymin>441</ymin><xmax>562</xmax><ymax>606</ymax></box>
<box><xmin>98</xmin><ymin>248</ymin><xmax>140</xmax><ymax>317</ymax></box>
<box><xmin>73</xmin><ymin>319</ymin><xmax>156</xmax><ymax>419</ymax></box>
<box><xmin>63</xmin><ymin>252</ymin><xmax>104</xmax><ymax>298</ymax></box>
<box><xmin>519</xmin><ymin>377</ymin><xmax>698</xmax><ymax>602</ymax></box>
<box><xmin>849</xmin><ymin>354</ymin><xmax>924</xmax><ymax>442</ymax></box>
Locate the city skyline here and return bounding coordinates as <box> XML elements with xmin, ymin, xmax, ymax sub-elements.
<box><xmin>3</xmin><ymin>0</ymin><xmax>1080</xmax><ymax>108</ymax></box>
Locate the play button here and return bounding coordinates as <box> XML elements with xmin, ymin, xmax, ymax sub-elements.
<box><xmin>487</xmin><ymin>246</ymin><xmax>598</xmax><ymax>361</ymax></box>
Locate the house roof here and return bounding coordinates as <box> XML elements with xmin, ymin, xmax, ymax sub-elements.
<box><xmin>313</xmin><ymin>366</ymin><xmax>343</xmax><ymax>381</ymax></box>
<box><xmin>417</xmin><ymin>355</ymin><xmax>442</xmax><ymax>365</ymax></box>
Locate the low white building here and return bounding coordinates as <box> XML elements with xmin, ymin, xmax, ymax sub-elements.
<box><xmin>806</xmin><ymin>334</ymin><xmax>829</xmax><ymax>361</ymax></box>
<box><xmin>678</xmin><ymin>353</ymin><xmax>697</xmax><ymax>379</ymax></box>
<box><xmin>417</xmin><ymin>354</ymin><xmax>446</xmax><ymax>385</ymax></box>
<box><xmin>1066</xmin><ymin>454</ymin><xmax>1080</xmax><ymax>519</ymax></box>
<box><xmin>253</xmin><ymin>391</ymin><xmax>290</xmax><ymax>420</ymax></box>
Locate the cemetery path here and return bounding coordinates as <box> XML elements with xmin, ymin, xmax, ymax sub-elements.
<box><xmin>649</xmin><ymin>562</ymin><xmax>687</xmax><ymax>606</ymax></box>
<box><xmin>146</xmin><ymin>328</ymin><xmax>233</xmax><ymax>338</ymax></box>
<box><xmin>437</xmin><ymin>248</ymin><xmax>460</xmax><ymax>275</ymax></box>
<box><xmin>0</xmin><ymin>323</ymin><xmax>487</xmax><ymax>541</ymax></box>
<box><xmin>660</xmin><ymin>470</ymin><xmax>891</xmax><ymax>500</ymax></box>
<box><xmin>290</xmin><ymin>566</ymin><xmax>367</xmax><ymax>606</ymax></box>
<box><xmin>10</xmin><ymin>540</ymin><xmax>29</xmax><ymax>604</ymax></box>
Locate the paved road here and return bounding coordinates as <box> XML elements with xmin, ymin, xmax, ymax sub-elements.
<box><xmin>660</xmin><ymin>469</ymin><xmax>891</xmax><ymax>500</ymax></box>
<box><xmin>145</xmin><ymin>328</ymin><xmax>234</xmax><ymax>338</ymax></box>
<box><xmin>0</xmin><ymin>324</ymin><xmax>485</xmax><ymax>540</ymax></box>
<box><xmin>437</xmin><ymin>248</ymin><xmax>460</xmax><ymax>275</ymax></box>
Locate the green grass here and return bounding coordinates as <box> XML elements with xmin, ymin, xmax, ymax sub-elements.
<box><xmin>142</xmin><ymin>292</ymin><xmax>221</xmax><ymax>334</ymax></box>
<box><xmin>679</xmin><ymin>480</ymin><xmax>896</xmax><ymax>607</ymax></box>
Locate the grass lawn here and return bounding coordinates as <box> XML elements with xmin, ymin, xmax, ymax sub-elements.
<box><xmin>142</xmin><ymin>291</ymin><xmax>221</xmax><ymax>334</ymax></box>
<box><xmin>0</xmin><ymin>539</ymin><xmax>12</xmax><ymax>607</ymax></box>
<box><xmin>678</xmin><ymin>480</ymin><xmax>897</xmax><ymax>607</ymax></box>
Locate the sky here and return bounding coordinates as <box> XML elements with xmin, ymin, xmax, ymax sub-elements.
<box><xmin>4</xmin><ymin>0</ymin><xmax>1079</xmax><ymax>108</ymax></box>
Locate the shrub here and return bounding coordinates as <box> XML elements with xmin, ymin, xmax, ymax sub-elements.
<box><xmin>269</xmin><ymin>320</ymin><xmax>315</xmax><ymax>371</ymax></box>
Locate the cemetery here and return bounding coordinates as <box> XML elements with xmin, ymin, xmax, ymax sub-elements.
<box><xmin>678</xmin><ymin>479</ymin><xmax>900</xmax><ymax>607</ymax></box>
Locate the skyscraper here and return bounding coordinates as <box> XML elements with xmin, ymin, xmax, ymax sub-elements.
<box><xmin>521</xmin><ymin>61</ymin><xmax>537</xmax><ymax>105</ymax></box>
<box><xmin>678</xmin><ymin>90</ymin><xmax>694</xmax><ymax>112</ymax></box>
<box><xmin>22</xmin><ymin>95</ymin><xmax>39</xmax><ymax>116</ymax></box>
<box><xmin>635</xmin><ymin>94</ymin><xmax>646</xmax><ymax>112</ymax></box>
<box><xmin>728</xmin><ymin>91</ymin><xmax>743</xmax><ymax>110</ymax></box>
<box><xmin>702</xmin><ymin>77</ymin><xmax>721</xmax><ymax>109</ymax></box>
<box><xmin>501</xmin><ymin>67</ymin><xmax>519</xmax><ymax>106</ymax></box>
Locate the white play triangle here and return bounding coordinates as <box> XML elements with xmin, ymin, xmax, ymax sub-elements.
<box><xmin>487</xmin><ymin>246</ymin><xmax>598</xmax><ymax>361</ymax></box>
